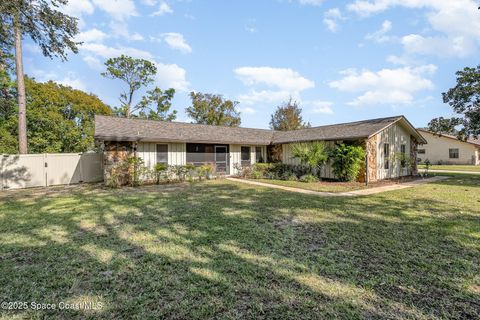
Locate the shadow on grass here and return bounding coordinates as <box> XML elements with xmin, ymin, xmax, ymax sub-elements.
<box><xmin>0</xmin><ymin>177</ymin><xmax>479</xmax><ymax>318</ymax></box>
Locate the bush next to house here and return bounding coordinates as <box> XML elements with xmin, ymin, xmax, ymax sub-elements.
<box><xmin>291</xmin><ymin>141</ymin><xmax>328</xmax><ymax>178</ymax></box>
<box><xmin>329</xmin><ymin>144</ymin><xmax>365</xmax><ymax>182</ymax></box>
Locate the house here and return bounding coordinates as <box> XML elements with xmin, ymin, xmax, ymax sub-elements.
<box><xmin>94</xmin><ymin>115</ymin><xmax>427</xmax><ymax>182</ymax></box>
<box><xmin>416</xmin><ymin>129</ymin><xmax>480</xmax><ymax>165</ymax></box>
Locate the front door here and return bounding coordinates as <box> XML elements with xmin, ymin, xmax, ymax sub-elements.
<box><xmin>215</xmin><ymin>146</ymin><xmax>227</xmax><ymax>174</ymax></box>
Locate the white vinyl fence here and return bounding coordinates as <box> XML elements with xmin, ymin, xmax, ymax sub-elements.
<box><xmin>1</xmin><ymin>153</ymin><xmax>103</xmax><ymax>190</ymax></box>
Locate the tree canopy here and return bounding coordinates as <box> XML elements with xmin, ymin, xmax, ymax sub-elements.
<box><xmin>185</xmin><ymin>92</ymin><xmax>241</xmax><ymax>127</ymax></box>
<box><xmin>270</xmin><ymin>98</ymin><xmax>310</xmax><ymax>131</ymax></box>
<box><xmin>429</xmin><ymin>65</ymin><xmax>480</xmax><ymax>139</ymax></box>
<box><xmin>101</xmin><ymin>55</ymin><xmax>177</xmax><ymax>120</ymax></box>
<box><xmin>0</xmin><ymin>77</ymin><xmax>112</xmax><ymax>154</ymax></box>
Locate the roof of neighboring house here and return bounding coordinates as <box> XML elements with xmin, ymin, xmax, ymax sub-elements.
<box><xmin>417</xmin><ymin>129</ymin><xmax>480</xmax><ymax>147</ymax></box>
<box><xmin>95</xmin><ymin>115</ymin><xmax>427</xmax><ymax>145</ymax></box>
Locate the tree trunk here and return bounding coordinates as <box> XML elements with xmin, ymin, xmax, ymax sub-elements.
<box><xmin>14</xmin><ymin>20</ymin><xmax>27</xmax><ymax>154</ymax></box>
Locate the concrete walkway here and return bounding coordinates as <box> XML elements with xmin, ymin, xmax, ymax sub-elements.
<box><xmin>428</xmin><ymin>169</ymin><xmax>480</xmax><ymax>175</ymax></box>
<box><xmin>226</xmin><ymin>176</ymin><xmax>449</xmax><ymax>197</ymax></box>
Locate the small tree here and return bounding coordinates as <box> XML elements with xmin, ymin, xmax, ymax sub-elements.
<box><xmin>185</xmin><ymin>92</ymin><xmax>241</xmax><ymax>127</ymax></box>
<box><xmin>329</xmin><ymin>144</ymin><xmax>365</xmax><ymax>182</ymax></box>
<box><xmin>291</xmin><ymin>141</ymin><xmax>328</xmax><ymax>177</ymax></box>
<box><xmin>270</xmin><ymin>98</ymin><xmax>310</xmax><ymax>131</ymax></box>
<box><xmin>137</xmin><ymin>87</ymin><xmax>177</xmax><ymax>121</ymax></box>
<box><xmin>102</xmin><ymin>55</ymin><xmax>157</xmax><ymax>118</ymax></box>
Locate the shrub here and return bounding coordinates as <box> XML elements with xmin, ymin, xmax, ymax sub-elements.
<box><xmin>251</xmin><ymin>170</ymin><xmax>263</xmax><ymax>179</ymax></box>
<box><xmin>197</xmin><ymin>164</ymin><xmax>214</xmax><ymax>180</ymax></box>
<box><xmin>252</xmin><ymin>163</ymin><xmax>274</xmax><ymax>178</ymax></box>
<box><xmin>329</xmin><ymin>144</ymin><xmax>365</xmax><ymax>182</ymax></box>
<box><xmin>234</xmin><ymin>163</ymin><xmax>253</xmax><ymax>178</ymax></box>
<box><xmin>152</xmin><ymin>163</ymin><xmax>168</xmax><ymax>184</ymax></box>
<box><xmin>291</xmin><ymin>141</ymin><xmax>328</xmax><ymax>177</ymax></box>
<box><xmin>299</xmin><ymin>174</ymin><xmax>318</xmax><ymax>183</ymax></box>
<box><xmin>283</xmin><ymin>172</ymin><xmax>298</xmax><ymax>181</ymax></box>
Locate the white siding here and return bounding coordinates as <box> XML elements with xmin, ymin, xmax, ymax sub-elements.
<box><xmin>418</xmin><ymin>131</ymin><xmax>479</xmax><ymax>165</ymax></box>
<box><xmin>376</xmin><ymin>122</ymin><xmax>411</xmax><ymax>180</ymax></box>
<box><xmin>281</xmin><ymin>141</ymin><xmax>337</xmax><ymax>179</ymax></box>
<box><xmin>229</xmin><ymin>144</ymin><xmax>266</xmax><ymax>175</ymax></box>
<box><xmin>137</xmin><ymin>142</ymin><xmax>186</xmax><ymax>169</ymax></box>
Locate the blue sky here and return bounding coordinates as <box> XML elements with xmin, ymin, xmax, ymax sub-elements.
<box><xmin>25</xmin><ymin>0</ymin><xmax>480</xmax><ymax>129</ymax></box>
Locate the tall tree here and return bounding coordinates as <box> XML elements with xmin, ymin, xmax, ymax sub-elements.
<box><xmin>0</xmin><ymin>77</ymin><xmax>112</xmax><ymax>153</ymax></box>
<box><xmin>137</xmin><ymin>87</ymin><xmax>177</xmax><ymax>121</ymax></box>
<box><xmin>186</xmin><ymin>92</ymin><xmax>241</xmax><ymax>127</ymax></box>
<box><xmin>101</xmin><ymin>55</ymin><xmax>157</xmax><ymax>118</ymax></box>
<box><xmin>429</xmin><ymin>65</ymin><xmax>480</xmax><ymax>139</ymax></box>
<box><xmin>0</xmin><ymin>0</ymin><xmax>79</xmax><ymax>153</ymax></box>
<box><xmin>270</xmin><ymin>98</ymin><xmax>310</xmax><ymax>131</ymax></box>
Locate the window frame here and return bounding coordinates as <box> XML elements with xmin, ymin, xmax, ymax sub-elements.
<box><xmin>449</xmin><ymin>148</ymin><xmax>459</xmax><ymax>159</ymax></box>
<box><xmin>241</xmin><ymin>146</ymin><xmax>251</xmax><ymax>166</ymax></box>
<box><xmin>156</xmin><ymin>144</ymin><xmax>169</xmax><ymax>165</ymax></box>
<box><xmin>255</xmin><ymin>146</ymin><xmax>263</xmax><ymax>162</ymax></box>
<box><xmin>400</xmin><ymin>144</ymin><xmax>406</xmax><ymax>168</ymax></box>
<box><xmin>384</xmin><ymin>143</ymin><xmax>390</xmax><ymax>170</ymax></box>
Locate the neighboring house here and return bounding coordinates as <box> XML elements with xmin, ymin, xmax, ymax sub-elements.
<box><xmin>417</xmin><ymin>129</ymin><xmax>480</xmax><ymax>165</ymax></box>
<box><xmin>94</xmin><ymin>115</ymin><xmax>426</xmax><ymax>182</ymax></box>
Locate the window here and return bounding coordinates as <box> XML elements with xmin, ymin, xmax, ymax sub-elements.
<box><xmin>255</xmin><ymin>147</ymin><xmax>263</xmax><ymax>162</ymax></box>
<box><xmin>156</xmin><ymin>144</ymin><xmax>168</xmax><ymax>165</ymax></box>
<box><xmin>449</xmin><ymin>148</ymin><xmax>459</xmax><ymax>159</ymax></box>
<box><xmin>400</xmin><ymin>144</ymin><xmax>406</xmax><ymax>168</ymax></box>
<box><xmin>241</xmin><ymin>146</ymin><xmax>251</xmax><ymax>166</ymax></box>
<box><xmin>384</xmin><ymin>143</ymin><xmax>390</xmax><ymax>169</ymax></box>
<box><xmin>418</xmin><ymin>149</ymin><xmax>426</xmax><ymax>154</ymax></box>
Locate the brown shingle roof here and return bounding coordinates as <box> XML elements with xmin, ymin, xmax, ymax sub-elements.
<box><xmin>95</xmin><ymin>115</ymin><xmax>426</xmax><ymax>145</ymax></box>
<box><xmin>94</xmin><ymin>115</ymin><xmax>274</xmax><ymax>145</ymax></box>
<box><xmin>272</xmin><ymin>116</ymin><xmax>403</xmax><ymax>143</ymax></box>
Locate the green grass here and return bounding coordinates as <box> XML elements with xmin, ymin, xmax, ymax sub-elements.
<box><xmin>1</xmin><ymin>177</ymin><xmax>479</xmax><ymax>319</ymax></box>
<box><xmin>418</xmin><ymin>164</ymin><xmax>480</xmax><ymax>172</ymax></box>
<box><xmin>253</xmin><ymin>178</ymin><xmax>370</xmax><ymax>193</ymax></box>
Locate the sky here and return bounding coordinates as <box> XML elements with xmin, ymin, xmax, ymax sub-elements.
<box><xmin>24</xmin><ymin>0</ymin><xmax>480</xmax><ymax>129</ymax></box>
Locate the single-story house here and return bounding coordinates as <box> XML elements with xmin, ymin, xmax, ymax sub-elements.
<box><xmin>416</xmin><ymin>129</ymin><xmax>480</xmax><ymax>165</ymax></box>
<box><xmin>94</xmin><ymin>115</ymin><xmax>427</xmax><ymax>182</ymax></box>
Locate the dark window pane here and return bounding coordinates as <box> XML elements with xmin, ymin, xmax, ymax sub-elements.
<box><xmin>157</xmin><ymin>144</ymin><xmax>168</xmax><ymax>164</ymax></box>
<box><xmin>241</xmin><ymin>147</ymin><xmax>251</xmax><ymax>161</ymax></box>
<box><xmin>384</xmin><ymin>143</ymin><xmax>389</xmax><ymax>169</ymax></box>
<box><xmin>418</xmin><ymin>149</ymin><xmax>425</xmax><ymax>154</ymax></box>
<box><xmin>255</xmin><ymin>147</ymin><xmax>262</xmax><ymax>162</ymax></box>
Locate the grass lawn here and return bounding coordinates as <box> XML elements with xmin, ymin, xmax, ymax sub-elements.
<box><xmin>1</xmin><ymin>176</ymin><xmax>479</xmax><ymax>319</ymax></box>
<box><xmin>252</xmin><ymin>178</ymin><xmax>369</xmax><ymax>193</ymax></box>
<box><xmin>418</xmin><ymin>164</ymin><xmax>480</xmax><ymax>172</ymax></box>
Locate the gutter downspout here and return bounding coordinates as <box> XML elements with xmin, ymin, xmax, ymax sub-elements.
<box><xmin>365</xmin><ymin>149</ymin><xmax>369</xmax><ymax>186</ymax></box>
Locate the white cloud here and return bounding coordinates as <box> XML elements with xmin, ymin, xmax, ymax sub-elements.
<box><xmin>323</xmin><ymin>8</ymin><xmax>344</xmax><ymax>32</ymax></box>
<box><xmin>76</xmin><ymin>28</ymin><xmax>109</xmax><ymax>43</ymax></box>
<box><xmin>365</xmin><ymin>20</ymin><xmax>392</xmax><ymax>43</ymax></box>
<box><xmin>401</xmin><ymin>34</ymin><xmax>476</xmax><ymax>57</ymax></box>
<box><xmin>239</xmin><ymin>106</ymin><xmax>256</xmax><ymax>114</ymax></box>
<box><xmin>234</xmin><ymin>67</ymin><xmax>314</xmax><ymax>92</ymax></box>
<box><xmin>348</xmin><ymin>0</ymin><xmax>480</xmax><ymax>57</ymax></box>
<box><xmin>155</xmin><ymin>62</ymin><xmax>189</xmax><ymax>92</ymax></box>
<box><xmin>58</xmin><ymin>75</ymin><xmax>88</xmax><ymax>91</ymax></box>
<box><xmin>310</xmin><ymin>101</ymin><xmax>334</xmax><ymax>114</ymax></box>
<box><xmin>151</xmin><ymin>1</ymin><xmax>173</xmax><ymax>16</ymax></box>
<box><xmin>82</xmin><ymin>43</ymin><xmax>154</xmax><ymax>59</ymax></box>
<box><xmin>109</xmin><ymin>22</ymin><xmax>144</xmax><ymax>41</ymax></box>
<box><xmin>61</xmin><ymin>0</ymin><xmax>94</xmax><ymax>17</ymax></box>
<box><xmin>299</xmin><ymin>0</ymin><xmax>324</xmax><ymax>6</ymax></box>
<box><xmin>160</xmin><ymin>33</ymin><xmax>192</xmax><ymax>54</ymax></box>
<box><xmin>92</xmin><ymin>0</ymin><xmax>137</xmax><ymax>20</ymax></box>
<box><xmin>83</xmin><ymin>55</ymin><xmax>104</xmax><ymax>69</ymax></box>
<box><xmin>237</xmin><ymin>90</ymin><xmax>294</xmax><ymax>105</ymax></box>
<box><xmin>142</xmin><ymin>0</ymin><xmax>157</xmax><ymax>5</ymax></box>
<box><xmin>329</xmin><ymin>65</ymin><xmax>437</xmax><ymax>106</ymax></box>
<box><xmin>235</xmin><ymin>67</ymin><xmax>314</xmax><ymax>105</ymax></box>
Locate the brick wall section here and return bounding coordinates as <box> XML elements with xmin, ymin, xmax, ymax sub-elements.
<box><xmin>410</xmin><ymin>135</ymin><xmax>418</xmax><ymax>175</ymax></box>
<box><xmin>103</xmin><ymin>141</ymin><xmax>134</xmax><ymax>185</ymax></box>
<box><xmin>364</xmin><ymin>135</ymin><xmax>378</xmax><ymax>182</ymax></box>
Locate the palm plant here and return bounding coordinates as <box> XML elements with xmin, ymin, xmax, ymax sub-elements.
<box><xmin>291</xmin><ymin>142</ymin><xmax>328</xmax><ymax>178</ymax></box>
